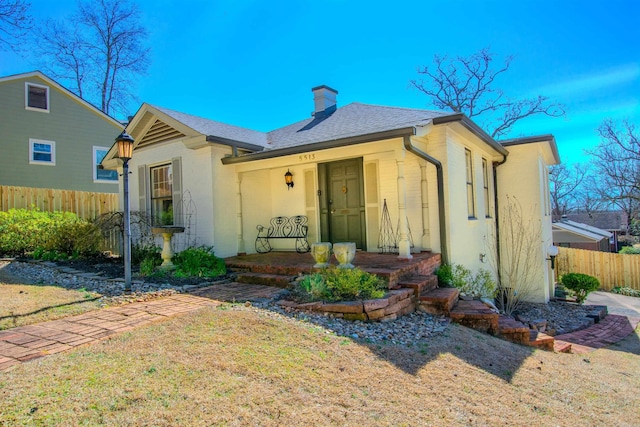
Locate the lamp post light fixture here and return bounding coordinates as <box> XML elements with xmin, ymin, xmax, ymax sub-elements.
<box><xmin>115</xmin><ymin>130</ymin><xmax>134</xmax><ymax>294</ymax></box>
<box><xmin>285</xmin><ymin>169</ymin><xmax>294</xmax><ymax>190</ymax></box>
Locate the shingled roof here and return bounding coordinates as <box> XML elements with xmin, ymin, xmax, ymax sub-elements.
<box><xmin>153</xmin><ymin>102</ymin><xmax>450</xmax><ymax>151</ymax></box>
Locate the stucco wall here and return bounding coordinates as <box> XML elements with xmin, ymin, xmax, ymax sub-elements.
<box><xmin>497</xmin><ymin>143</ymin><xmax>555</xmax><ymax>303</ymax></box>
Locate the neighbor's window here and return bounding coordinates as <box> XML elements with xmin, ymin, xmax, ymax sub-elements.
<box><xmin>482</xmin><ymin>158</ymin><xmax>490</xmax><ymax>218</ymax></box>
<box><xmin>151</xmin><ymin>164</ymin><xmax>173</xmax><ymax>225</ymax></box>
<box><xmin>465</xmin><ymin>149</ymin><xmax>475</xmax><ymax>218</ymax></box>
<box><xmin>93</xmin><ymin>146</ymin><xmax>118</xmax><ymax>182</ymax></box>
<box><xmin>25</xmin><ymin>82</ymin><xmax>49</xmax><ymax>112</ymax></box>
<box><xmin>29</xmin><ymin>139</ymin><xmax>55</xmax><ymax>165</ymax></box>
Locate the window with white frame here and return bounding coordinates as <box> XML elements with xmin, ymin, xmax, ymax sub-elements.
<box><xmin>29</xmin><ymin>139</ymin><xmax>55</xmax><ymax>165</ymax></box>
<box><xmin>151</xmin><ymin>164</ymin><xmax>174</xmax><ymax>225</ymax></box>
<box><xmin>25</xmin><ymin>82</ymin><xmax>50</xmax><ymax>112</ymax></box>
<box><xmin>482</xmin><ymin>158</ymin><xmax>491</xmax><ymax>218</ymax></box>
<box><xmin>465</xmin><ymin>148</ymin><xmax>475</xmax><ymax>218</ymax></box>
<box><xmin>93</xmin><ymin>146</ymin><xmax>118</xmax><ymax>182</ymax></box>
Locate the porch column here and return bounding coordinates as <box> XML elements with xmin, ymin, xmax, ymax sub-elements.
<box><xmin>396</xmin><ymin>150</ymin><xmax>413</xmax><ymax>259</ymax></box>
<box><xmin>420</xmin><ymin>162</ymin><xmax>431</xmax><ymax>250</ymax></box>
<box><xmin>236</xmin><ymin>173</ymin><xmax>245</xmax><ymax>254</ymax></box>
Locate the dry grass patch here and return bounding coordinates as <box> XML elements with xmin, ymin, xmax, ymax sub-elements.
<box><xmin>1</xmin><ymin>305</ymin><xmax>639</xmax><ymax>426</ymax></box>
<box><xmin>0</xmin><ymin>283</ymin><xmax>102</xmax><ymax>330</ymax></box>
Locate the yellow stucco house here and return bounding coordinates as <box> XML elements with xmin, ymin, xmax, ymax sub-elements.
<box><xmin>103</xmin><ymin>86</ymin><xmax>560</xmax><ymax>302</ymax></box>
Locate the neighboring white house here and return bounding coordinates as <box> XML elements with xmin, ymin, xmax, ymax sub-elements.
<box><xmin>103</xmin><ymin>86</ymin><xmax>560</xmax><ymax>302</ymax></box>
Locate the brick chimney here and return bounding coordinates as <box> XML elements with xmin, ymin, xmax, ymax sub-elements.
<box><xmin>312</xmin><ymin>85</ymin><xmax>338</xmax><ymax>116</ymax></box>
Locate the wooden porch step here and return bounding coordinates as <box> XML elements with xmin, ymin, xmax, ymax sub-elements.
<box><xmin>398</xmin><ymin>275</ymin><xmax>438</xmax><ymax>296</ymax></box>
<box><xmin>449</xmin><ymin>300</ymin><xmax>499</xmax><ymax>335</ymax></box>
<box><xmin>418</xmin><ymin>287</ymin><xmax>459</xmax><ymax>316</ymax></box>
<box><xmin>235</xmin><ymin>272</ymin><xmax>295</xmax><ymax>289</ymax></box>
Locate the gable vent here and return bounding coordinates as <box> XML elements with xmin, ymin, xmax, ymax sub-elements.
<box><xmin>137</xmin><ymin>119</ymin><xmax>186</xmax><ymax>147</ymax></box>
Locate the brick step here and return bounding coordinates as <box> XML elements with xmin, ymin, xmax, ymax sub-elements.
<box><xmin>528</xmin><ymin>331</ymin><xmax>555</xmax><ymax>351</ymax></box>
<box><xmin>450</xmin><ymin>300</ymin><xmax>499</xmax><ymax>334</ymax></box>
<box><xmin>418</xmin><ymin>287</ymin><xmax>459</xmax><ymax>316</ymax></box>
<box><xmin>553</xmin><ymin>340</ymin><xmax>573</xmax><ymax>353</ymax></box>
<box><xmin>397</xmin><ymin>275</ymin><xmax>438</xmax><ymax>296</ymax></box>
<box><xmin>497</xmin><ymin>315</ymin><xmax>530</xmax><ymax>345</ymax></box>
<box><xmin>235</xmin><ymin>272</ymin><xmax>295</xmax><ymax>288</ymax></box>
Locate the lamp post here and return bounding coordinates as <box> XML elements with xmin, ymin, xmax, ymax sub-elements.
<box><xmin>115</xmin><ymin>130</ymin><xmax>134</xmax><ymax>294</ymax></box>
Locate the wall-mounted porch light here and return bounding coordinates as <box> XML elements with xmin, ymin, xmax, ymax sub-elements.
<box><xmin>547</xmin><ymin>245</ymin><xmax>559</xmax><ymax>270</ymax></box>
<box><xmin>285</xmin><ymin>169</ymin><xmax>294</xmax><ymax>190</ymax></box>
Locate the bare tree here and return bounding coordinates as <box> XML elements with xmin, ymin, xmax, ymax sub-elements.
<box><xmin>587</xmin><ymin>119</ymin><xmax>640</xmax><ymax>235</ymax></box>
<box><xmin>410</xmin><ymin>48</ymin><xmax>565</xmax><ymax>139</ymax></box>
<box><xmin>0</xmin><ymin>0</ymin><xmax>31</xmax><ymax>52</ymax></box>
<box><xmin>485</xmin><ymin>195</ymin><xmax>544</xmax><ymax>315</ymax></box>
<box><xmin>33</xmin><ymin>0</ymin><xmax>150</xmax><ymax>118</ymax></box>
<box><xmin>549</xmin><ymin>163</ymin><xmax>587</xmax><ymax>220</ymax></box>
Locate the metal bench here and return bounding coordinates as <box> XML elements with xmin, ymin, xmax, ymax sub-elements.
<box><xmin>255</xmin><ymin>216</ymin><xmax>310</xmax><ymax>253</ymax></box>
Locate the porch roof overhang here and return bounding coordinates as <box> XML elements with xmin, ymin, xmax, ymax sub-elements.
<box><xmin>220</xmin><ymin>127</ymin><xmax>416</xmax><ymax>165</ymax></box>
<box><xmin>552</xmin><ymin>221</ymin><xmax>612</xmax><ymax>242</ymax></box>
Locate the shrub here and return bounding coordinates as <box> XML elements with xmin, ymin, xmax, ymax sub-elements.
<box><xmin>132</xmin><ymin>243</ymin><xmax>161</xmax><ymax>267</ymax></box>
<box><xmin>611</xmin><ymin>286</ymin><xmax>640</xmax><ymax>298</ymax></box>
<box><xmin>292</xmin><ymin>267</ymin><xmax>386</xmax><ymax>303</ymax></box>
<box><xmin>619</xmin><ymin>246</ymin><xmax>640</xmax><ymax>255</ymax></box>
<box><xmin>0</xmin><ymin>208</ymin><xmax>101</xmax><ymax>257</ymax></box>
<box><xmin>435</xmin><ymin>264</ymin><xmax>454</xmax><ymax>287</ymax></box>
<box><xmin>172</xmin><ymin>246</ymin><xmax>226</xmax><ymax>278</ymax></box>
<box><xmin>561</xmin><ymin>273</ymin><xmax>600</xmax><ymax>304</ymax></box>
<box><xmin>435</xmin><ymin>263</ymin><xmax>496</xmax><ymax>298</ymax></box>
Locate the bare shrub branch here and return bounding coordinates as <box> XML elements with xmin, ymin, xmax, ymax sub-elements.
<box><xmin>486</xmin><ymin>195</ymin><xmax>543</xmax><ymax>315</ymax></box>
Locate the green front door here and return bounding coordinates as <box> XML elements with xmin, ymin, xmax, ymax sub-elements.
<box><xmin>320</xmin><ymin>158</ymin><xmax>366</xmax><ymax>249</ymax></box>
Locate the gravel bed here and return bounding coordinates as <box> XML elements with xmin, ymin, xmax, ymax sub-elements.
<box><xmin>247</xmin><ymin>301</ymin><xmax>451</xmax><ymax>346</ymax></box>
<box><xmin>0</xmin><ymin>260</ymin><xmax>220</xmax><ymax>306</ymax></box>
<box><xmin>513</xmin><ymin>301</ymin><xmax>605</xmax><ymax>335</ymax></box>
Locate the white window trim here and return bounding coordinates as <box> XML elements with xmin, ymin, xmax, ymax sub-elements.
<box><xmin>25</xmin><ymin>82</ymin><xmax>50</xmax><ymax>113</ymax></box>
<box><xmin>465</xmin><ymin>148</ymin><xmax>476</xmax><ymax>219</ymax></box>
<box><xmin>93</xmin><ymin>146</ymin><xmax>118</xmax><ymax>183</ymax></box>
<box><xmin>29</xmin><ymin>138</ymin><xmax>56</xmax><ymax>166</ymax></box>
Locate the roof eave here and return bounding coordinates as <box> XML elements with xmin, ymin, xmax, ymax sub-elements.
<box><xmin>432</xmin><ymin>113</ymin><xmax>509</xmax><ymax>156</ymax></box>
<box><xmin>206</xmin><ymin>135</ymin><xmax>266</xmax><ymax>152</ymax></box>
<box><xmin>501</xmin><ymin>134</ymin><xmax>561</xmax><ymax>164</ymax></box>
<box><xmin>221</xmin><ymin>127</ymin><xmax>416</xmax><ymax>165</ymax></box>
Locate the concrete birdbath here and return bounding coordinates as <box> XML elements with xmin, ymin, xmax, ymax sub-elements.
<box><xmin>151</xmin><ymin>226</ymin><xmax>185</xmax><ymax>269</ymax></box>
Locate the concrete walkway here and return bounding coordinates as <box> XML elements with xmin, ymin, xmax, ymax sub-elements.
<box><xmin>0</xmin><ymin>294</ymin><xmax>220</xmax><ymax>371</ymax></box>
<box><xmin>585</xmin><ymin>291</ymin><xmax>640</xmax><ymax>318</ymax></box>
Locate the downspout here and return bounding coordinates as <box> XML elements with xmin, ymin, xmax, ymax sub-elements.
<box><xmin>492</xmin><ymin>153</ymin><xmax>508</xmax><ymax>286</ymax></box>
<box><xmin>403</xmin><ymin>136</ymin><xmax>449</xmax><ymax>265</ymax></box>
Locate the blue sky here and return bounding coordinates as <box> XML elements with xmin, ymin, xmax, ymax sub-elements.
<box><xmin>1</xmin><ymin>0</ymin><xmax>638</xmax><ymax>165</ymax></box>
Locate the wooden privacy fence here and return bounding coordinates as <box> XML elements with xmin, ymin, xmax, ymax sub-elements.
<box><xmin>557</xmin><ymin>247</ymin><xmax>640</xmax><ymax>291</ymax></box>
<box><xmin>0</xmin><ymin>185</ymin><xmax>119</xmax><ymax>220</ymax></box>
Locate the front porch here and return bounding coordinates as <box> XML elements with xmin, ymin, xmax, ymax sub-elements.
<box><xmin>224</xmin><ymin>251</ymin><xmax>442</xmax><ymax>289</ymax></box>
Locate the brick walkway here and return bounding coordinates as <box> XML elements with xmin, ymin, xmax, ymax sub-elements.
<box><xmin>553</xmin><ymin>314</ymin><xmax>640</xmax><ymax>354</ymax></box>
<box><xmin>0</xmin><ymin>294</ymin><xmax>220</xmax><ymax>371</ymax></box>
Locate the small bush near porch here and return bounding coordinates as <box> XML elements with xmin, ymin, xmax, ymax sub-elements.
<box><xmin>291</xmin><ymin>267</ymin><xmax>386</xmax><ymax>303</ymax></box>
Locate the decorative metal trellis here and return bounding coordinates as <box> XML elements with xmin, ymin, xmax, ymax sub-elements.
<box><xmin>378</xmin><ymin>199</ymin><xmax>396</xmax><ymax>254</ymax></box>
<box><xmin>377</xmin><ymin>199</ymin><xmax>415</xmax><ymax>254</ymax></box>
